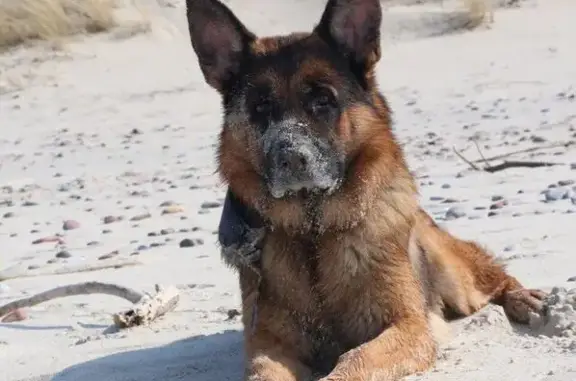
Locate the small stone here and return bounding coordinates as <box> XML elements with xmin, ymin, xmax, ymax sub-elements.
<box><xmin>159</xmin><ymin>200</ymin><xmax>176</xmax><ymax>207</ymax></box>
<box><xmin>488</xmin><ymin>211</ymin><xmax>498</xmax><ymax>217</ymax></box>
<box><xmin>201</xmin><ymin>201</ymin><xmax>221</xmax><ymax>209</ymax></box>
<box><xmin>558</xmin><ymin>180</ymin><xmax>575</xmax><ymax>186</ymax></box>
<box><xmin>162</xmin><ymin>205</ymin><xmax>184</xmax><ymax>215</ymax></box>
<box><xmin>22</xmin><ymin>201</ymin><xmax>38</xmax><ymax>207</ymax></box>
<box><xmin>179</xmin><ymin>238</ymin><xmax>204</xmax><ymax>248</ymax></box>
<box><xmin>429</xmin><ymin>196</ymin><xmax>444</xmax><ymax>201</ymax></box>
<box><xmin>56</xmin><ymin>250</ymin><xmax>72</xmax><ymax>259</ymax></box>
<box><xmin>32</xmin><ymin>236</ymin><xmax>64</xmax><ymax>245</ymax></box>
<box><xmin>490</xmin><ymin>200</ymin><xmax>508</xmax><ymax>210</ymax></box>
<box><xmin>441</xmin><ymin>184</ymin><xmax>451</xmax><ymax>189</ymax></box>
<box><xmin>571</xmin><ymin>163</ymin><xmax>576</xmax><ymax>170</ymax></box>
<box><xmin>2</xmin><ymin>212</ymin><xmax>15</xmax><ymax>219</ymax></box>
<box><xmin>227</xmin><ymin>309</ymin><xmax>241</xmax><ymax>320</ymax></box>
<box><xmin>491</xmin><ymin>195</ymin><xmax>504</xmax><ymax>202</ymax></box>
<box><xmin>103</xmin><ymin>215</ymin><xmax>122</xmax><ymax>224</ymax></box>
<box><xmin>445</xmin><ymin>206</ymin><xmax>466</xmax><ymax>220</ymax></box>
<box><xmin>130</xmin><ymin>213</ymin><xmax>151</xmax><ymax>221</ymax></box>
<box><xmin>160</xmin><ymin>228</ymin><xmax>175</xmax><ymax>235</ymax></box>
<box><xmin>137</xmin><ymin>245</ymin><xmax>148</xmax><ymax>251</ymax></box>
<box><xmin>1</xmin><ymin>309</ymin><xmax>27</xmax><ymax>323</ymax></box>
<box><xmin>567</xmin><ymin>276</ymin><xmax>576</xmax><ymax>282</ymax></box>
<box><xmin>28</xmin><ymin>264</ymin><xmax>41</xmax><ymax>270</ymax></box>
<box><xmin>98</xmin><ymin>250</ymin><xmax>119</xmax><ymax>260</ymax></box>
<box><xmin>147</xmin><ymin>231</ymin><xmax>158</xmax><ymax>237</ymax></box>
<box><xmin>86</xmin><ymin>241</ymin><xmax>99</xmax><ymax>246</ymax></box>
<box><xmin>62</xmin><ymin>220</ymin><xmax>80</xmax><ymax>230</ymax></box>
<box><xmin>544</xmin><ymin>188</ymin><xmax>567</xmax><ymax>202</ymax></box>
<box><xmin>441</xmin><ymin>198</ymin><xmax>459</xmax><ymax>204</ymax></box>
<box><xmin>150</xmin><ymin>242</ymin><xmax>164</xmax><ymax>248</ymax></box>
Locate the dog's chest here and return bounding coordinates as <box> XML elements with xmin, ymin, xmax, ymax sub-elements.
<box><xmin>260</xmin><ymin>232</ymin><xmax>391</xmax><ymax>370</ymax></box>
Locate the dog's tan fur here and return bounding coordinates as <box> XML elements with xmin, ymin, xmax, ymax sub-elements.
<box><xmin>186</xmin><ymin>1</ymin><xmax>545</xmax><ymax>380</ymax></box>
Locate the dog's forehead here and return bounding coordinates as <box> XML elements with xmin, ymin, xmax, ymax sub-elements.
<box><xmin>245</xmin><ymin>33</ymin><xmax>343</xmax><ymax>89</ymax></box>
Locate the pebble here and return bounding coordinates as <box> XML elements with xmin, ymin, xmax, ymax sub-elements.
<box><xmin>22</xmin><ymin>201</ymin><xmax>38</xmax><ymax>207</ymax></box>
<box><xmin>98</xmin><ymin>250</ymin><xmax>119</xmax><ymax>260</ymax></box>
<box><xmin>441</xmin><ymin>184</ymin><xmax>451</xmax><ymax>189</ymax></box>
<box><xmin>32</xmin><ymin>236</ymin><xmax>64</xmax><ymax>245</ymax></box>
<box><xmin>558</xmin><ymin>180</ymin><xmax>575</xmax><ymax>186</ymax></box>
<box><xmin>488</xmin><ymin>211</ymin><xmax>498</xmax><ymax>217</ymax></box>
<box><xmin>137</xmin><ymin>245</ymin><xmax>148</xmax><ymax>251</ymax></box>
<box><xmin>179</xmin><ymin>238</ymin><xmax>204</xmax><ymax>248</ymax></box>
<box><xmin>544</xmin><ymin>188</ymin><xmax>567</xmax><ymax>202</ymax></box>
<box><xmin>162</xmin><ymin>205</ymin><xmax>184</xmax><ymax>215</ymax></box>
<box><xmin>567</xmin><ymin>276</ymin><xmax>576</xmax><ymax>282</ymax></box>
<box><xmin>490</xmin><ymin>200</ymin><xmax>508</xmax><ymax>210</ymax></box>
<box><xmin>491</xmin><ymin>195</ymin><xmax>504</xmax><ymax>202</ymax></box>
<box><xmin>2</xmin><ymin>212</ymin><xmax>15</xmax><ymax>218</ymax></box>
<box><xmin>445</xmin><ymin>206</ymin><xmax>466</xmax><ymax>220</ymax></box>
<box><xmin>160</xmin><ymin>228</ymin><xmax>175</xmax><ymax>235</ymax></box>
<box><xmin>571</xmin><ymin>163</ymin><xmax>576</xmax><ymax>170</ymax></box>
<box><xmin>56</xmin><ymin>250</ymin><xmax>72</xmax><ymax>259</ymax></box>
<box><xmin>103</xmin><ymin>215</ymin><xmax>122</xmax><ymax>224</ymax></box>
<box><xmin>201</xmin><ymin>201</ymin><xmax>221</xmax><ymax>209</ymax></box>
<box><xmin>130</xmin><ymin>213</ymin><xmax>151</xmax><ymax>221</ymax></box>
<box><xmin>62</xmin><ymin>220</ymin><xmax>80</xmax><ymax>230</ymax></box>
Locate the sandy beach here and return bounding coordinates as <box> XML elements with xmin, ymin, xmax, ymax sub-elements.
<box><xmin>1</xmin><ymin>0</ymin><xmax>575</xmax><ymax>380</ymax></box>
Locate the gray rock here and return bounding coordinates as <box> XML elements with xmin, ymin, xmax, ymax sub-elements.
<box><xmin>544</xmin><ymin>187</ymin><xmax>567</xmax><ymax>202</ymax></box>
<box><xmin>56</xmin><ymin>250</ymin><xmax>72</xmax><ymax>259</ymax></box>
<box><xmin>445</xmin><ymin>206</ymin><xmax>466</xmax><ymax>220</ymax></box>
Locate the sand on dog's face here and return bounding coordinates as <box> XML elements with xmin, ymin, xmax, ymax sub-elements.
<box><xmin>1</xmin><ymin>0</ymin><xmax>576</xmax><ymax>381</ymax></box>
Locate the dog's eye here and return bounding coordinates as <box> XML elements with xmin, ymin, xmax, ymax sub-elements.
<box><xmin>306</xmin><ymin>86</ymin><xmax>337</xmax><ymax>115</ymax></box>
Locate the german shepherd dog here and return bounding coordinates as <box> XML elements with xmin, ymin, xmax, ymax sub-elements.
<box><xmin>185</xmin><ymin>0</ymin><xmax>546</xmax><ymax>380</ymax></box>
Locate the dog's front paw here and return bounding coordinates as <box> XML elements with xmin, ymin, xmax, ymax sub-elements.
<box><xmin>503</xmin><ymin>288</ymin><xmax>547</xmax><ymax>324</ymax></box>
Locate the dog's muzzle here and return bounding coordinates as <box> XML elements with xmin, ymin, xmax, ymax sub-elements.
<box><xmin>262</xmin><ymin>121</ymin><xmax>342</xmax><ymax>199</ymax></box>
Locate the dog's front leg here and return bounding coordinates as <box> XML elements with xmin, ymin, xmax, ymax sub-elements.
<box><xmin>245</xmin><ymin>332</ymin><xmax>312</xmax><ymax>381</ymax></box>
<box><xmin>321</xmin><ymin>312</ymin><xmax>437</xmax><ymax>381</ymax></box>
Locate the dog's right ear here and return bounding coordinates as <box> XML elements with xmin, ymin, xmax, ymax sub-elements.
<box><xmin>186</xmin><ymin>0</ymin><xmax>255</xmax><ymax>92</ymax></box>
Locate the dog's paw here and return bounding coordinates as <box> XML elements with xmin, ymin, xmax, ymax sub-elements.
<box><xmin>503</xmin><ymin>288</ymin><xmax>547</xmax><ymax>324</ymax></box>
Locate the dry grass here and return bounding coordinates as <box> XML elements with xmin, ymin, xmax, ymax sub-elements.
<box><xmin>0</xmin><ymin>0</ymin><xmax>149</xmax><ymax>49</ymax></box>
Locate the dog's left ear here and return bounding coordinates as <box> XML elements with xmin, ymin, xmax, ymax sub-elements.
<box><xmin>186</xmin><ymin>0</ymin><xmax>256</xmax><ymax>92</ymax></box>
<box><xmin>314</xmin><ymin>0</ymin><xmax>382</xmax><ymax>74</ymax></box>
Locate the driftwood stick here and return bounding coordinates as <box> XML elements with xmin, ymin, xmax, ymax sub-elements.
<box><xmin>453</xmin><ymin>146</ymin><xmax>562</xmax><ymax>173</ymax></box>
<box><xmin>472</xmin><ymin>139</ymin><xmax>491</xmax><ymax>168</ymax></box>
<box><xmin>452</xmin><ymin>146</ymin><xmax>481</xmax><ymax>170</ymax></box>
<box><xmin>0</xmin><ymin>282</ymin><xmax>143</xmax><ymax>317</ymax></box>
<box><xmin>113</xmin><ymin>284</ymin><xmax>180</xmax><ymax>328</ymax></box>
<box><xmin>483</xmin><ymin>160</ymin><xmax>561</xmax><ymax>173</ymax></box>
<box><xmin>0</xmin><ymin>258</ymin><xmax>142</xmax><ymax>281</ymax></box>
<box><xmin>471</xmin><ymin>142</ymin><xmax>573</xmax><ymax>163</ymax></box>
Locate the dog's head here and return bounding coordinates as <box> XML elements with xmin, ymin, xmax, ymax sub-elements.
<box><xmin>186</xmin><ymin>0</ymin><xmax>415</xmax><ymax>232</ymax></box>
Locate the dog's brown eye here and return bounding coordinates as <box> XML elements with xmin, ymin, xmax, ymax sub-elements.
<box><xmin>308</xmin><ymin>86</ymin><xmax>336</xmax><ymax>115</ymax></box>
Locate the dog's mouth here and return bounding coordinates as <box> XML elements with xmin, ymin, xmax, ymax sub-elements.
<box><xmin>267</xmin><ymin>175</ymin><xmax>342</xmax><ymax>200</ymax></box>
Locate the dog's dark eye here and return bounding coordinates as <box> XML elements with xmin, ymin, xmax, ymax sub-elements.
<box><xmin>305</xmin><ymin>86</ymin><xmax>337</xmax><ymax>116</ymax></box>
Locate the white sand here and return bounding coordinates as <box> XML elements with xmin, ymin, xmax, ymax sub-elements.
<box><xmin>1</xmin><ymin>0</ymin><xmax>576</xmax><ymax>380</ymax></box>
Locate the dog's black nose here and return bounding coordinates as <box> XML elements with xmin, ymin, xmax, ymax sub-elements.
<box><xmin>275</xmin><ymin>142</ymin><xmax>310</xmax><ymax>173</ymax></box>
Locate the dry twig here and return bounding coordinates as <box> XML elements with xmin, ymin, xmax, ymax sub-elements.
<box><xmin>453</xmin><ymin>145</ymin><xmax>563</xmax><ymax>173</ymax></box>
<box><xmin>0</xmin><ymin>282</ymin><xmax>179</xmax><ymax>329</ymax></box>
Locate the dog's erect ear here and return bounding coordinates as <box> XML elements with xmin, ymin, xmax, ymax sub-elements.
<box><xmin>186</xmin><ymin>0</ymin><xmax>255</xmax><ymax>92</ymax></box>
<box><xmin>314</xmin><ymin>0</ymin><xmax>382</xmax><ymax>73</ymax></box>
